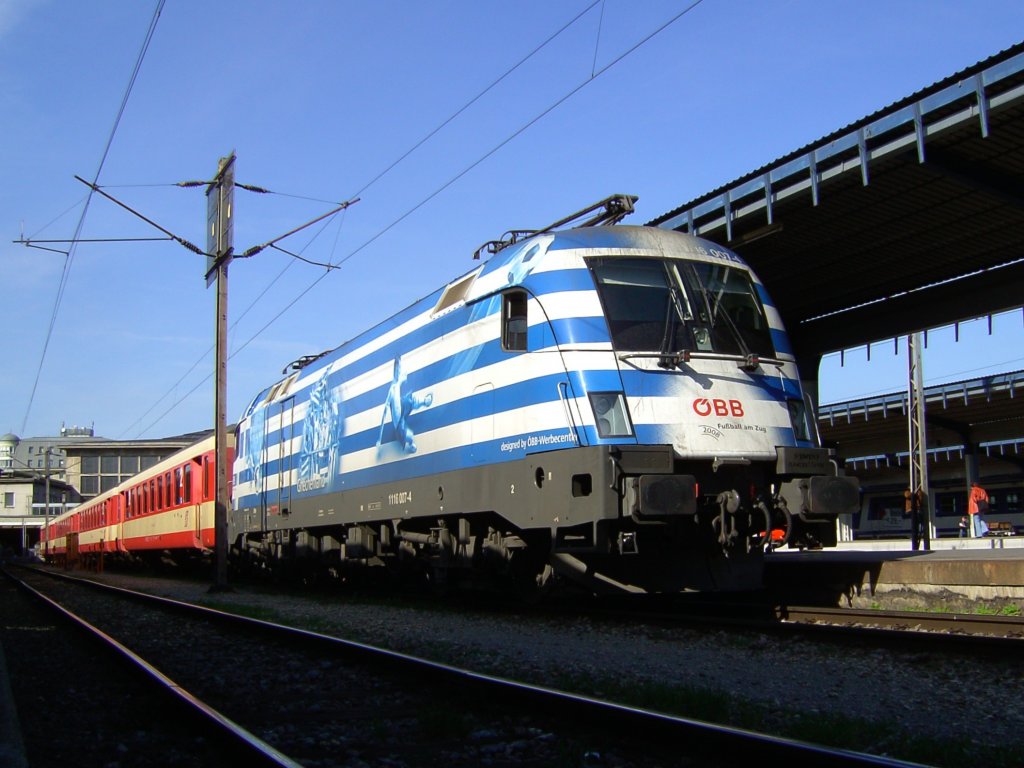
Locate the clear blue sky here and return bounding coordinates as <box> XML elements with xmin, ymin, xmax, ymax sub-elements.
<box><xmin>2</xmin><ymin>1</ymin><xmax>1023</xmax><ymax>440</ymax></box>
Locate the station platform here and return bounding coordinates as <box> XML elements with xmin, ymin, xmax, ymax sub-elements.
<box><xmin>766</xmin><ymin>536</ymin><xmax>1024</xmax><ymax>603</ymax></box>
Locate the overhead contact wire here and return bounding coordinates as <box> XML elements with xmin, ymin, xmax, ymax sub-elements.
<box><xmin>126</xmin><ymin>3</ymin><xmax>599</xmax><ymax>436</ymax></box>
<box><xmin>20</xmin><ymin>0</ymin><xmax>166</xmax><ymax>434</ymax></box>
<box><xmin>132</xmin><ymin>1</ymin><xmax>704</xmax><ymax>435</ymax></box>
<box><xmin>226</xmin><ymin>0</ymin><xmax>706</xmax><ymax>372</ymax></box>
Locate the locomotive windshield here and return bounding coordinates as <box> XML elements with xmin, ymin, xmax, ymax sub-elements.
<box><xmin>587</xmin><ymin>257</ymin><xmax>775</xmax><ymax>358</ymax></box>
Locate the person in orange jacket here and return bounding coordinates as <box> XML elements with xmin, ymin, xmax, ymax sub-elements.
<box><xmin>968</xmin><ymin>482</ymin><xmax>989</xmax><ymax>538</ymax></box>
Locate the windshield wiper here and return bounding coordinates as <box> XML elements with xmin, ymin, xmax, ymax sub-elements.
<box><xmin>657</xmin><ymin>281</ymin><xmax>687</xmax><ymax>369</ymax></box>
<box><xmin>694</xmin><ymin>268</ymin><xmax>760</xmax><ymax>360</ymax></box>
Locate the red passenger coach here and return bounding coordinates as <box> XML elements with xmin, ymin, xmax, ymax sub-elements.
<box><xmin>40</xmin><ymin>509</ymin><xmax>79</xmax><ymax>567</ymax></box>
<box><xmin>120</xmin><ymin>434</ymin><xmax>233</xmax><ymax>558</ymax></box>
<box><xmin>40</xmin><ymin>434</ymin><xmax>234</xmax><ymax>567</ymax></box>
<box><xmin>75</xmin><ymin>489</ymin><xmax>122</xmax><ymax>565</ymax></box>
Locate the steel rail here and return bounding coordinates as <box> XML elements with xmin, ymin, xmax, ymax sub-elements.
<box><xmin>572</xmin><ymin>595</ymin><xmax>1024</xmax><ymax>651</ymax></box>
<box><xmin>776</xmin><ymin>605</ymin><xmax>1024</xmax><ymax>641</ymax></box>
<box><xmin>18</xmin><ymin>566</ymin><xmax>931</xmax><ymax>768</ymax></box>
<box><xmin>3</xmin><ymin>567</ymin><xmax>302</xmax><ymax>768</ymax></box>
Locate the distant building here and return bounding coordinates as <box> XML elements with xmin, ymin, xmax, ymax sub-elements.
<box><xmin>0</xmin><ymin>470</ymin><xmax>79</xmax><ymax>556</ymax></box>
<box><xmin>0</xmin><ymin>423</ymin><xmax>98</xmax><ymax>484</ymax></box>
<box><xmin>61</xmin><ymin>429</ymin><xmax>212</xmax><ymax>500</ymax></box>
<box><xmin>0</xmin><ymin>424</ymin><xmax>212</xmax><ymax>554</ymax></box>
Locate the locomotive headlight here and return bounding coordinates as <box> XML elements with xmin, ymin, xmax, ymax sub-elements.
<box><xmin>589</xmin><ymin>392</ymin><xmax>634</xmax><ymax>438</ymax></box>
<box><xmin>787</xmin><ymin>398</ymin><xmax>811</xmax><ymax>442</ymax></box>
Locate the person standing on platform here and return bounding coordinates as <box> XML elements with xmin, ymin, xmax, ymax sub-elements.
<box><xmin>968</xmin><ymin>482</ymin><xmax>989</xmax><ymax>538</ymax></box>
<box><xmin>959</xmin><ymin>516</ymin><xmax>968</xmax><ymax>538</ymax></box>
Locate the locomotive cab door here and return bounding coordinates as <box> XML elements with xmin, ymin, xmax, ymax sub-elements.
<box><xmin>274</xmin><ymin>397</ymin><xmax>295</xmax><ymax>517</ymax></box>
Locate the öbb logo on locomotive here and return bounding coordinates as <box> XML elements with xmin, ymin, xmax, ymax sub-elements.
<box><xmin>692</xmin><ymin>398</ymin><xmax>745</xmax><ymax>418</ymax></box>
<box><xmin>41</xmin><ymin>195</ymin><xmax>858</xmax><ymax>596</ymax></box>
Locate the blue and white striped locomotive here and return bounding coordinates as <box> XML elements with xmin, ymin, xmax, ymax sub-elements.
<box><xmin>231</xmin><ymin>196</ymin><xmax>858</xmax><ymax>593</ymax></box>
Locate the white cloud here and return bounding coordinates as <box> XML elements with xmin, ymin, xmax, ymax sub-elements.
<box><xmin>0</xmin><ymin>0</ymin><xmax>44</xmax><ymax>40</ymax></box>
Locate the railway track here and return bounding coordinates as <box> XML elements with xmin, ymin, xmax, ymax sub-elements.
<box><xmin>574</xmin><ymin>593</ymin><xmax>1024</xmax><ymax>649</ymax></box>
<box><xmin>0</xmin><ymin>567</ymin><xmax>282</xmax><ymax>767</ymax></box>
<box><xmin>3</xmin><ymin>565</ymin><xmax>926</xmax><ymax>768</ymax></box>
<box><xmin>776</xmin><ymin>605</ymin><xmax>1024</xmax><ymax>642</ymax></box>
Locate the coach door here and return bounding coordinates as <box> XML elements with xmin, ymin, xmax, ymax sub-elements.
<box><xmin>274</xmin><ymin>397</ymin><xmax>295</xmax><ymax>517</ymax></box>
<box><xmin>184</xmin><ymin>463</ymin><xmax>200</xmax><ymax>546</ymax></box>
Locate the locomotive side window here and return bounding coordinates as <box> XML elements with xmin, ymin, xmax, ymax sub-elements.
<box><xmin>502</xmin><ymin>290</ymin><xmax>528</xmax><ymax>351</ymax></box>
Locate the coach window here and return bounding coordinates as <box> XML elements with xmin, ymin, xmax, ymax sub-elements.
<box><xmin>174</xmin><ymin>468</ymin><xmax>183</xmax><ymax>506</ymax></box>
<box><xmin>183</xmin><ymin>464</ymin><xmax>192</xmax><ymax>504</ymax></box>
<box><xmin>502</xmin><ymin>290</ymin><xmax>528</xmax><ymax>352</ymax></box>
<box><xmin>150</xmin><ymin>480</ymin><xmax>157</xmax><ymax>512</ymax></box>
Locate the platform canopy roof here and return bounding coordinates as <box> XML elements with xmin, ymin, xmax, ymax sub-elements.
<box><xmin>817</xmin><ymin>369</ymin><xmax>1023</xmax><ymax>485</ymax></box>
<box><xmin>648</xmin><ymin>41</ymin><xmax>1024</xmax><ymax>367</ymax></box>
